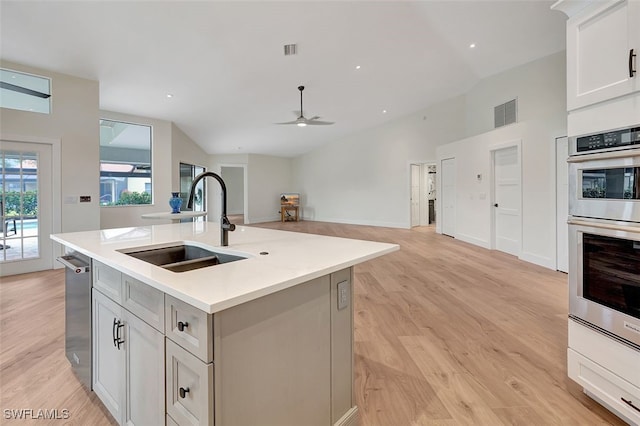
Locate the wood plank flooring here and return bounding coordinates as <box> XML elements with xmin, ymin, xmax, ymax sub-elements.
<box><xmin>0</xmin><ymin>221</ymin><xmax>627</xmax><ymax>425</ymax></box>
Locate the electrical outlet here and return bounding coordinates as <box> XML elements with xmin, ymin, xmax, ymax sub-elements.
<box><xmin>337</xmin><ymin>280</ymin><xmax>349</xmax><ymax>310</ymax></box>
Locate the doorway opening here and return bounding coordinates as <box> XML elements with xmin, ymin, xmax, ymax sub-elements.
<box><xmin>410</xmin><ymin>163</ymin><xmax>436</xmax><ymax>228</ymax></box>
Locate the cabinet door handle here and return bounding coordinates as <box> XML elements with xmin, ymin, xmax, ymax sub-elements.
<box><xmin>112</xmin><ymin>318</ymin><xmax>118</xmax><ymax>348</ymax></box>
<box><xmin>177</xmin><ymin>321</ymin><xmax>189</xmax><ymax>332</ymax></box>
<box><xmin>621</xmin><ymin>397</ymin><xmax>640</xmax><ymax>413</ymax></box>
<box><xmin>179</xmin><ymin>387</ymin><xmax>190</xmax><ymax>399</ymax></box>
<box><xmin>113</xmin><ymin>319</ymin><xmax>124</xmax><ymax>350</ymax></box>
<box><xmin>630</xmin><ymin>49</ymin><xmax>637</xmax><ymax>78</ymax></box>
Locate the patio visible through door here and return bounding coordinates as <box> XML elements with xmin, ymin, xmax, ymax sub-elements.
<box><xmin>0</xmin><ymin>140</ymin><xmax>53</xmax><ymax>276</ymax></box>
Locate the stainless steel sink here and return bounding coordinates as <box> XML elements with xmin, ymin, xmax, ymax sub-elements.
<box><xmin>119</xmin><ymin>244</ymin><xmax>246</xmax><ymax>272</ymax></box>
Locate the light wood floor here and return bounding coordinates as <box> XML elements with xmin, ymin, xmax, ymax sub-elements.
<box><xmin>0</xmin><ymin>222</ymin><xmax>626</xmax><ymax>425</ymax></box>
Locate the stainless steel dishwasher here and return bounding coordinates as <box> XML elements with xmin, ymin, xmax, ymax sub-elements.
<box><xmin>57</xmin><ymin>252</ymin><xmax>92</xmax><ymax>389</ymax></box>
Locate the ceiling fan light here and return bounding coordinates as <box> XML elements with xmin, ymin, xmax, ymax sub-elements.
<box><xmin>297</xmin><ymin>122</ymin><xmax>307</xmax><ymax>127</ymax></box>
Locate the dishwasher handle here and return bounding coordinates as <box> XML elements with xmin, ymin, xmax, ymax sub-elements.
<box><xmin>57</xmin><ymin>255</ymin><xmax>90</xmax><ymax>274</ymax></box>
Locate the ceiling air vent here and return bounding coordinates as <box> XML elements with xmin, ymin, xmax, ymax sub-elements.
<box><xmin>284</xmin><ymin>44</ymin><xmax>298</xmax><ymax>56</ymax></box>
<box><xmin>494</xmin><ymin>98</ymin><xmax>517</xmax><ymax>128</ymax></box>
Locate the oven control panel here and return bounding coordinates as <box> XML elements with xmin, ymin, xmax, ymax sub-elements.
<box><xmin>573</xmin><ymin>125</ymin><xmax>640</xmax><ymax>154</ymax></box>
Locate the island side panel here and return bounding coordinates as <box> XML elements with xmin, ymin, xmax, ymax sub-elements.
<box><xmin>214</xmin><ymin>275</ymin><xmax>332</xmax><ymax>426</ymax></box>
<box><xmin>330</xmin><ymin>267</ymin><xmax>356</xmax><ymax>424</ymax></box>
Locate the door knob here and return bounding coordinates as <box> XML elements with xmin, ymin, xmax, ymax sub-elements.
<box><xmin>494</xmin><ymin>203</ymin><xmax>498</xmax><ymax>207</ymax></box>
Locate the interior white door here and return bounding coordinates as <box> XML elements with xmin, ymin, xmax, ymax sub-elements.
<box><xmin>0</xmin><ymin>140</ymin><xmax>53</xmax><ymax>276</ymax></box>
<box><xmin>441</xmin><ymin>158</ymin><xmax>456</xmax><ymax>237</ymax></box>
<box><xmin>556</xmin><ymin>137</ymin><xmax>569</xmax><ymax>273</ymax></box>
<box><xmin>410</xmin><ymin>164</ymin><xmax>420</xmax><ymax>227</ymax></box>
<box><xmin>493</xmin><ymin>145</ymin><xmax>521</xmax><ymax>256</ymax></box>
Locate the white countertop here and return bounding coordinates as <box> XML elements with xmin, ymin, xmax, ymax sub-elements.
<box><xmin>51</xmin><ymin>223</ymin><xmax>399</xmax><ymax>313</ymax></box>
<box><xmin>141</xmin><ymin>211</ymin><xmax>207</xmax><ymax>220</ymax></box>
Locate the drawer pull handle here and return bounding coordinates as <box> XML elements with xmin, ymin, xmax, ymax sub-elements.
<box><xmin>630</xmin><ymin>49</ymin><xmax>637</xmax><ymax>78</ymax></box>
<box><xmin>622</xmin><ymin>397</ymin><xmax>640</xmax><ymax>413</ymax></box>
<box><xmin>177</xmin><ymin>321</ymin><xmax>189</xmax><ymax>332</ymax></box>
<box><xmin>179</xmin><ymin>387</ymin><xmax>190</xmax><ymax>399</ymax></box>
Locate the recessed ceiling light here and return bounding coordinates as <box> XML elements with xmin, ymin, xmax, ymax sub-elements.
<box><xmin>382</xmin><ymin>109</ymin><xmax>387</xmax><ymax>114</ymax></box>
<box><xmin>166</xmin><ymin>93</ymin><xmax>173</xmax><ymax>98</ymax></box>
<box><xmin>469</xmin><ymin>43</ymin><xmax>476</xmax><ymax>49</ymax></box>
<box><xmin>355</xmin><ymin>65</ymin><xmax>361</xmax><ymax>70</ymax></box>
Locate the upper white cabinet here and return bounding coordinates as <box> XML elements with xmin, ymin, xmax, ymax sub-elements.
<box><xmin>559</xmin><ymin>0</ymin><xmax>640</xmax><ymax>111</ymax></box>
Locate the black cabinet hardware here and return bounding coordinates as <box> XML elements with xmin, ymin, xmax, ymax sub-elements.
<box><xmin>177</xmin><ymin>321</ymin><xmax>189</xmax><ymax>332</ymax></box>
<box><xmin>621</xmin><ymin>397</ymin><xmax>640</xmax><ymax>413</ymax></box>
<box><xmin>179</xmin><ymin>387</ymin><xmax>190</xmax><ymax>399</ymax></box>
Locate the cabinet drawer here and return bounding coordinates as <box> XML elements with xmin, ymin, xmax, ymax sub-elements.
<box><xmin>166</xmin><ymin>414</ymin><xmax>179</xmax><ymax>426</ymax></box>
<box><xmin>93</xmin><ymin>260</ymin><xmax>122</xmax><ymax>303</ymax></box>
<box><xmin>568</xmin><ymin>349</ymin><xmax>640</xmax><ymax>425</ymax></box>
<box><xmin>165</xmin><ymin>295</ymin><xmax>213</xmax><ymax>363</ymax></box>
<box><xmin>122</xmin><ymin>275</ymin><xmax>165</xmax><ymax>333</ymax></box>
<box><xmin>166</xmin><ymin>339</ymin><xmax>213</xmax><ymax>426</ymax></box>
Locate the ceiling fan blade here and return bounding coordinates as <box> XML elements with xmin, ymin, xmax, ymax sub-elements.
<box><xmin>308</xmin><ymin>116</ymin><xmax>321</xmax><ymax>120</ymax></box>
<box><xmin>305</xmin><ymin>120</ymin><xmax>334</xmax><ymax>125</ymax></box>
<box><xmin>275</xmin><ymin>120</ymin><xmax>300</xmax><ymax>125</ymax></box>
<box><xmin>0</xmin><ymin>81</ymin><xmax>51</xmax><ymax>99</ymax></box>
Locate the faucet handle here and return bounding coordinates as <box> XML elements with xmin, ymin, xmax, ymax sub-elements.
<box><xmin>222</xmin><ymin>216</ymin><xmax>236</xmax><ymax>232</ymax></box>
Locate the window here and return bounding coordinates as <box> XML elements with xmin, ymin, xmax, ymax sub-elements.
<box><xmin>0</xmin><ymin>68</ymin><xmax>51</xmax><ymax>114</ymax></box>
<box><xmin>100</xmin><ymin>119</ymin><xmax>152</xmax><ymax>206</ymax></box>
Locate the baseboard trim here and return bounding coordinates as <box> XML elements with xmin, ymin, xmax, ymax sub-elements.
<box><xmin>519</xmin><ymin>251</ymin><xmax>555</xmax><ymax>270</ymax></box>
<box><xmin>334</xmin><ymin>406</ymin><xmax>358</xmax><ymax>426</ymax></box>
<box><xmin>455</xmin><ymin>233</ymin><xmax>490</xmax><ymax>249</ymax></box>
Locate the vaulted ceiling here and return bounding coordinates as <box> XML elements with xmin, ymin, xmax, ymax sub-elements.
<box><xmin>0</xmin><ymin>1</ymin><xmax>567</xmax><ymax>157</ymax></box>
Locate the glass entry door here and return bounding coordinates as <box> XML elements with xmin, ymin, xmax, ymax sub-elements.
<box><xmin>0</xmin><ymin>141</ymin><xmax>53</xmax><ymax>276</ymax></box>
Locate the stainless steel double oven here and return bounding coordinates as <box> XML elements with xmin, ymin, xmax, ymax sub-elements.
<box><xmin>568</xmin><ymin>124</ymin><xmax>640</xmax><ymax>349</ymax></box>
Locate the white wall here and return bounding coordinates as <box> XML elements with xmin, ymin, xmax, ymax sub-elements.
<box><xmin>211</xmin><ymin>154</ymin><xmax>291</xmax><ymax>225</ymax></box>
<box><xmin>171</xmin><ymin>122</ymin><xmax>209</xmax><ymax>191</ymax></box>
<box><xmin>221</xmin><ymin>167</ymin><xmax>245</xmax><ymax>215</ymax></box>
<box><xmin>247</xmin><ymin>155</ymin><xmax>291</xmax><ymax>224</ymax></box>
<box><xmin>0</xmin><ymin>60</ymin><xmax>100</xmax><ymax>235</ymax></box>
<box><xmin>436</xmin><ymin>52</ymin><xmax>567</xmax><ymax>269</ymax></box>
<box><xmin>291</xmin><ymin>95</ymin><xmax>467</xmax><ymax>228</ymax></box>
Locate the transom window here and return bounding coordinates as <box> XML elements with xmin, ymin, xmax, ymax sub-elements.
<box><xmin>0</xmin><ymin>68</ymin><xmax>51</xmax><ymax>114</ymax></box>
<box><xmin>99</xmin><ymin>119</ymin><xmax>152</xmax><ymax>206</ymax></box>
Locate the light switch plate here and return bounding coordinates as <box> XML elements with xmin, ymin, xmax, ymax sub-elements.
<box><xmin>337</xmin><ymin>280</ymin><xmax>349</xmax><ymax>310</ymax></box>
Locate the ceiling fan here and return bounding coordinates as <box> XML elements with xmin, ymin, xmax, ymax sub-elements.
<box><xmin>276</xmin><ymin>85</ymin><xmax>334</xmax><ymax>127</ymax></box>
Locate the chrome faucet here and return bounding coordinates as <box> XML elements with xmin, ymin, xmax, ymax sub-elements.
<box><xmin>187</xmin><ymin>172</ymin><xmax>236</xmax><ymax>246</ymax></box>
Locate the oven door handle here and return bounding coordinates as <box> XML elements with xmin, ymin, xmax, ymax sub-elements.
<box><xmin>56</xmin><ymin>255</ymin><xmax>90</xmax><ymax>274</ymax></box>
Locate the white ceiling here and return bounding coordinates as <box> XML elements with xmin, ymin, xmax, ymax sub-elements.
<box><xmin>0</xmin><ymin>1</ymin><xmax>567</xmax><ymax>158</ymax></box>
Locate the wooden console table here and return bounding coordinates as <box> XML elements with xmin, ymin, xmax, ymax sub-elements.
<box><xmin>280</xmin><ymin>205</ymin><xmax>299</xmax><ymax>222</ymax></box>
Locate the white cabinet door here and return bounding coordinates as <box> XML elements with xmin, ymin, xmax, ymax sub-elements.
<box><xmin>94</xmin><ymin>288</ymin><xmax>165</xmax><ymax>426</ymax></box>
<box><xmin>123</xmin><ymin>310</ymin><xmax>164</xmax><ymax>426</ymax></box>
<box><xmin>566</xmin><ymin>0</ymin><xmax>640</xmax><ymax>110</ymax></box>
<box><xmin>93</xmin><ymin>290</ymin><xmax>125</xmax><ymax>424</ymax></box>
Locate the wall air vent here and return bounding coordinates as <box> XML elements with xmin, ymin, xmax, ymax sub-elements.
<box><xmin>284</xmin><ymin>44</ymin><xmax>298</xmax><ymax>56</ymax></box>
<box><xmin>494</xmin><ymin>98</ymin><xmax>517</xmax><ymax>128</ymax></box>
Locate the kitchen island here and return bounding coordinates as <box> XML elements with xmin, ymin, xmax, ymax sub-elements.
<box><xmin>51</xmin><ymin>222</ymin><xmax>398</xmax><ymax>426</ymax></box>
